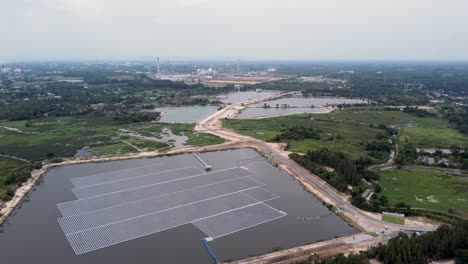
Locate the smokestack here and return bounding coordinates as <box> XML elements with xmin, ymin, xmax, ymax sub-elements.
<box><xmin>157</xmin><ymin>58</ymin><xmax>160</xmax><ymax>75</ymax></box>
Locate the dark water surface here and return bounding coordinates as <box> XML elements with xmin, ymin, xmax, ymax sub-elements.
<box><xmin>0</xmin><ymin>148</ymin><xmax>356</xmax><ymax>264</ymax></box>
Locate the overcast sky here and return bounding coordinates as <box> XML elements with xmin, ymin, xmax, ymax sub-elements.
<box><xmin>1</xmin><ymin>0</ymin><xmax>468</xmax><ymax>62</ymax></box>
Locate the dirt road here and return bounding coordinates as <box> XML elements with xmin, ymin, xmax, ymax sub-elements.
<box><xmin>194</xmin><ymin>93</ymin><xmax>438</xmax><ymax>263</ymax></box>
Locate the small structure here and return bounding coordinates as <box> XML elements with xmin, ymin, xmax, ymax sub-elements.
<box><xmin>192</xmin><ymin>152</ymin><xmax>212</xmax><ymax>171</ymax></box>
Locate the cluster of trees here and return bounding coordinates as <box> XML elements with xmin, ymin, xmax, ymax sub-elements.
<box><xmin>262</xmin><ymin>103</ymin><xmax>292</xmax><ymax>108</ymax></box>
<box><xmin>113</xmin><ymin>111</ymin><xmax>161</xmax><ymax>124</ymax></box>
<box><xmin>304</xmin><ymin>149</ymin><xmax>361</xmax><ymax>185</ymax></box>
<box><xmin>0</xmin><ymin>73</ymin><xmax>230</xmax><ymax>121</ymax></box>
<box><xmin>298</xmin><ymin>221</ymin><xmax>468</xmax><ymax>264</ymax></box>
<box><xmin>365</xmin><ymin>141</ymin><xmax>391</xmax><ymax>152</ymax></box>
<box><xmin>370</xmin><ymin>123</ymin><xmax>398</xmax><ymax>136</ymax></box>
<box><xmin>0</xmin><ymin>163</ymin><xmax>33</xmax><ymax>201</ymax></box>
<box><xmin>290</xmin><ymin>149</ymin><xmax>363</xmax><ymax>192</ymax></box>
<box><xmin>0</xmin><ymin>99</ymin><xmax>88</xmax><ymax>120</ymax></box>
<box><xmin>365</xmin><ymin>141</ymin><xmax>392</xmax><ymax>160</ymax></box>
<box><xmin>396</xmin><ymin>143</ymin><xmax>418</xmax><ymax>165</ymax></box>
<box><xmin>402</xmin><ymin>107</ymin><xmax>434</xmax><ymax>117</ymax></box>
<box><xmin>371</xmin><ymin>221</ymin><xmax>468</xmax><ymax>264</ymax></box>
<box><xmin>255</xmin><ymin>64</ymin><xmax>468</xmax><ymax>108</ymax></box>
<box><xmin>291</xmin><ymin>152</ymin><xmax>348</xmax><ymax>192</ymax></box>
<box><xmin>445</xmin><ymin>106</ymin><xmax>468</xmax><ymax>135</ymax></box>
<box><xmin>351</xmin><ymin>188</ymin><xmax>388</xmax><ymax>212</ymax></box>
<box><xmin>291</xmin><ymin>147</ymin><xmax>388</xmax><ymax>210</ymax></box>
<box><xmin>271</xmin><ymin>126</ymin><xmax>321</xmax><ymax>142</ymax></box>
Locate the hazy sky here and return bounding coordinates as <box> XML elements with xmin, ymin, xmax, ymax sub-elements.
<box><xmin>1</xmin><ymin>0</ymin><xmax>468</xmax><ymax>61</ymax></box>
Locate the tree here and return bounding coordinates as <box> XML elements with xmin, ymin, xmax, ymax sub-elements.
<box><xmin>455</xmin><ymin>249</ymin><xmax>468</xmax><ymax>264</ymax></box>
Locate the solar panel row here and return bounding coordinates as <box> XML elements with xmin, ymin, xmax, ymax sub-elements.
<box><xmin>59</xmin><ymin>163</ymin><xmax>286</xmax><ymax>255</ymax></box>
<box><xmin>59</xmin><ymin>177</ymin><xmax>267</xmax><ymax>235</ymax></box>
<box><xmin>193</xmin><ymin>203</ymin><xmax>286</xmax><ymax>239</ymax></box>
<box><xmin>71</xmin><ymin>162</ymin><xmax>166</xmax><ymax>188</ymax></box>
<box><xmin>65</xmin><ymin>190</ymin><xmax>278</xmax><ymax>255</ymax></box>
<box><xmin>72</xmin><ymin>167</ymin><xmax>203</xmax><ymax>199</ymax></box>
<box><xmin>58</xmin><ymin>167</ymin><xmax>254</xmax><ymax>217</ymax></box>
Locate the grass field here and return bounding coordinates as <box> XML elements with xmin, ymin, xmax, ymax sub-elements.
<box><xmin>224</xmin><ymin>112</ymin><xmax>388</xmax><ymax>162</ymax></box>
<box><xmin>399</xmin><ymin>126</ymin><xmax>468</xmax><ymax>148</ymax></box>
<box><xmin>382</xmin><ymin>214</ymin><xmax>405</xmax><ymax>225</ymax></box>
<box><xmin>223</xmin><ymin>109</ymin><xmax>468</xmax><ymax>161</ymax></box>
<box><xmin>224</xmin><ymin>110</ymin><xmax>390</xmax><ymax>162</ymax></box>
<box><xmin>131</xmin><ymin>123</ymin><xmax>224</xmax><ymax>147</ymax></box>
<box><xmin>380</xmin><ymin>166</ymin><xmax>468</xmax><ymax>217</ymax></box>
<box><xmin>0</xmin><ymin>115</ymin><xmax>224</xmax><ymax>161</ymax></box>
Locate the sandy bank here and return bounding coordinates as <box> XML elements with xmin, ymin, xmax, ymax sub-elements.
<box><xmin>0</xmin><ymin>140</ymin><xmax>242</xmax><ymax>225</ymax></box>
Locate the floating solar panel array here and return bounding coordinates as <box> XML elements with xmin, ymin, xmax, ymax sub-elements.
<box><xmin>57</xmin><ymin>161</ymin><xmax>286</xmax><ymax>255</ymax></box>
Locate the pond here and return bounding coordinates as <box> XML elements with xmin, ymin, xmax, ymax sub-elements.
<box><xmin>237</xmin><ymin>96</ymin><xmax>368</xmax><ymax>119</ymax></box>
<box><xmin>251</xmin><ymin>97</ymin><xmax>368</xmax><ymax>108</ymax></box>
<box><xmin>237</xmin><ymin>107</ymin><xmax>330</xmax><ymax>119</ymax></box>
<box><xmin>217</xmin><ymin>91</ymin><xmax>281</xmax><ymax>104</ymax></box>
<box><xmin>0</xmin><ymin>148</ymin><xmax>357</xmax><ymax>264</ymax></box>
<box><xmin>151</xmin><ymin>106</ymin><xmax>219</xmax><ymax>123</ymax></box>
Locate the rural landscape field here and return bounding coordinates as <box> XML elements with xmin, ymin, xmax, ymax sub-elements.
<box><xmin>1</xmin><ymin>1</ymin><xmax>468</xmax><ymax>264</ymax></box>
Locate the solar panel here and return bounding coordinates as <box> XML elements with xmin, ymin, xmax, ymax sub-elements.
<box><xmin>63</xmin><ymin>190</ymin><xmax>271</xmax><ymax>255</ymax></box>
<box><xmin>58</xmin><ymin>177</ymin><xmax>264</xmax><ymax>235</ymax></box>
<box><xmin>58</xmin><ymin>168</ymin><xmax>254</xmax><ymax>217</ymax></box>
<box><xmin>57</xmin><ymin>165</ymin><xmax>287</xmax><ymax>255</ymax></box>
<box><xmin>70</xmin><ymin>162</ymin><xmax>166</xmax><ymax>188</ymax></box>
<box><xmin>72</xmin><ymin>167</ymin><xmax>203</xmax><ymax>199</ymax></box>
<box><xmin>192</xmin><ymin>203</ymin><xmax>286</xmax><ymax>239</ymax></box>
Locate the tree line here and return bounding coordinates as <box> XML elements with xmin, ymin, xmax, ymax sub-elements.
<box><xmin>297</xmin><ymin>220</ymin><xmax>468</xmax><ymax>264</ymax></box>
<box><xmin>290</xmin><ymin>149</ymin><xmax>364</xmax><ymax>192</ymax></box>
<box><xmin>271</xmin><ymin>126</ymin><xmax>321</xmax><ymax>142</ymax></box>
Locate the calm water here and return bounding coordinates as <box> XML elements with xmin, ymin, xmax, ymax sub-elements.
<box><xmin>0</xmin><ymin>148</ymin><xmax>356</xmax><ymax>264</ymax></box>
<box><xmin>237</xmin><ymin>107</ymin><xmax>330</xmax><ymax>119</ymax></box>
<box><xmin>237</xmin><ymin>97</ymin><xmax>367</xmax><ymax>119</ymax></box>
<box><xmin>153</xmin><ymin>106</ymin><xmax>219</xmax><ymax>123</ymax></box>
<box><xmin>217</xmin><ymin>91</ymin><xmax>280</xmax><ymax>104</ymax></box>
<box><xmin>252</xmin><ymin>97</ymin><xmax>367</xmax><ymax>107</ymax></box>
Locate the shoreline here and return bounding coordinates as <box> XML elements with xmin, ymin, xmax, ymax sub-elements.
<box><xmin>245</xmin><ymin>106</ymin><xmax>335</xmax><ymax>119</ymax></box>
<box><xmin>0</xmin><ymin>92</ymin><xmax>297</xmax><ymax>225</ymax></box>
<box><xmin>0</xmin><ymin>140</ymin><xmax>243</xmax><ymax>225</ymax></box>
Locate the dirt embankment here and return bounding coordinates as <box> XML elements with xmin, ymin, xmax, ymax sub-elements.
<box><xmin>0</xmin><ymin>140</ymin><xmax>244</xmax><ymax>225</ymax></box>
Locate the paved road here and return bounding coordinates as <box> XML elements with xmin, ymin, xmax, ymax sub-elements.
<box><xmin>195</xmin><ymin>94</ymin><xmax>437</xmax><ymax>234</ymax></box>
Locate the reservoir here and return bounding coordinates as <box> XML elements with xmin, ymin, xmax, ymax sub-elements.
<box><xmin>0</xmin><ymin>148</ymin><xmax>357</xmax><ymax>264</ymax></box>
<box><xmin>153</xmin><ymin>106</ymin><xmax>219</xmax><ymax>123</ymax></box>
<box><xmin>217</xmin><ymin>91</ymin><xmax>280</xmax><ymax>104</ymax></box>
<box><xmin>237</xmin><ymin>106</ymin><xmax>331</xmax><ymax>119</ymax></box>
<box><xmin>237</xmin><ymin>97</ymin><xmax>368</xmax><ymax>119</ymax></box>
<box><xmin>251</xmin><ymin>96</ymin><xmax>367</xmax><ymax>107</ymax></box>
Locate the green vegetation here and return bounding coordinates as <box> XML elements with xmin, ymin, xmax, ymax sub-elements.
<box><xmin>223</xmin><ymin>108</ymin><xmax>468</xmax><ymax>160</ymax></box>
<box><xmin>129</xmin><ymin>123</ymin><xmax>224</xmax><ymax>147</ymax></box>
<box><xmin>380</xmin><ymin>166</ymin><xmax>468</xmax><ymax>217</ymax></box>
<box><xmin>225</xmin><ymin>108</ymin><xmax>468</xmax><ymax>216</ymax></box>
<box><xmin>0</xmin><ymin>115</ymin><xmax>224</xmax><ymax>203</ymax></box>
<box><xmin>0</xmin><ymin>158</ymin><xmax>32</xmax><ymax>202</ymax></box>
<box><xmin>290</xmin><ymin>149</ymin><xmax>364</xmax><ymax>191</ymax></box>
<box><xmin>271</xmin><ymin>126</ymin><xmax>320</xmax><ymax>141</ymax></box>
<box><xmin>298</xmin><ymin>221</ymin><xmax>468</xmax><ymax>264</ymax></box>
<box><xmin>0</xmin><ymin>115</ymin><xmax>223</xmax><ymax>161</ymax></box>
<box><xmin>381</xmin><ymin>214</ymin><xmax>405</xmax><ymax>225</ymax></box>
<box><xmin>400</xmin><ymin>124</ymin><xmax>468</xmax><ymax>148</ymax></box>
<box><xmin>224</xmin><ymin>111</ymin><xmax>397</xmax><ymax>163</ymax></box>
<box><xmin>395</xmin><ymin>143</ymin><xmax>418</xmax><ymax>165</ymax></box>
<box><xmin>0</xmin><ymin>74</ymin><xmax>228</xmax><ymax>122</ymax></box>
<box><xmin>113</xmin><ymin>111</ymin><xmax>161</xmax><ymax>124</ymax></box>
<box><xmin>224</xmin><ymin>108</ymin><xmax>468</xmax><ymax>157</ymax></box>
